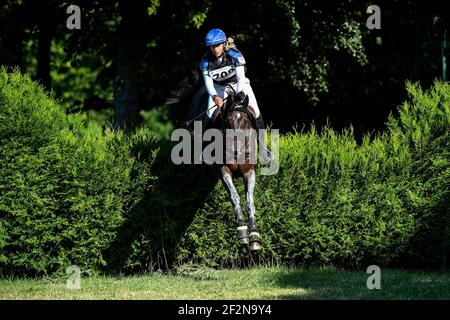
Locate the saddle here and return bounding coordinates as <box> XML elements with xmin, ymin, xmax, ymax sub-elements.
<box><xmin>188</xmin><ymin>86</ymin><xmax>257</xmax><ymax>131</ymax></box>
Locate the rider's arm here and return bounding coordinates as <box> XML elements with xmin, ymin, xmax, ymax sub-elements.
<box><xmin>202</xmin><ymin>70</ymin><xmax>218</xmax><ymax>98</ymax></box>
<box><xmin>235</xmin><ymin>65</ymin><xmax>247</xmax><ymax>93</ymax></box>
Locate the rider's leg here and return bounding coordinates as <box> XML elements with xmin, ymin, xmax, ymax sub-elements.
<box><xmin>239</xmin><ymin>80</ymin><xmax>273</xmax><ymax>164</ymax></box>
<box><xmin>206</xmin><ymin>96</ymin><xmax>218</xmax><ymax>120</ymax></box>
<box><xmin>201</xmin><ymin>84</ymin><xmax>227</xmax><ymax>162</ymax></box>
<box><xmin>203</xmin><ymin>97</ymin><xmax>216</xmax><ymax>131</ymax></box>
<box><xmin>254</xmin><ymin>115</ymin><xmax>274</xmax><ymax>164</ymax></box>
<box><xmin>205</xmin><ymin>83</ymin><xmax>228</xmax><ymax>127</ymax></box>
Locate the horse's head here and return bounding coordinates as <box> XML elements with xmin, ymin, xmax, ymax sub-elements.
<box><xmin>222</xmin><ymin>91</ymin><xmax>255</xmax><ymax>162</ymax></box>
<box><xmin>224</xmin><ymin>91</ymin><xmax>252</xmax><ymax>131</ymax></box>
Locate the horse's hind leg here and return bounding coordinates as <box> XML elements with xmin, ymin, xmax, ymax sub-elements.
<box><xmin>244</xmin><ymin>169</ymin><xmax>261</xmax><ymax>251</ymax></box>
<box><xmin>221</xmin><ymin>167</ymin><xmax>249</xmax><ymax>245</ymax></box>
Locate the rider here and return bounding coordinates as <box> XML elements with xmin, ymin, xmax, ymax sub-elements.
<box><xmin>200</xmin><ymin>28</ymin><xmax>273</xmax><ymax>163</ymax></box>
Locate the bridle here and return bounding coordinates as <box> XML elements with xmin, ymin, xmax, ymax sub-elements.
<box><xmin>221</xmin><ymin>90</ymin><xmax>254</xmax><ymax>158</ymax></box>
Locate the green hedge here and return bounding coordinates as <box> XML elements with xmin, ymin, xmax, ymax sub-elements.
<box><xmin>0</xmin><ymin>69</ymin><xmax>158</xmax><ymax>276</ymax></box>
<box><xmin>1</xmin><ymin>68</ymin><xmax>448</xmax><ymax>276</ymax></box>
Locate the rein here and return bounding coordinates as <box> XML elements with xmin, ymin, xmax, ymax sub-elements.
<box><xmin>184</xmin><ymin>97</ymin><xmax>228</xmax><ymax>128</ymax></box>
<box><xmin>185</xmin><ymin>84</ymin><xmax>236</xmax><ymax>128</ymax></box>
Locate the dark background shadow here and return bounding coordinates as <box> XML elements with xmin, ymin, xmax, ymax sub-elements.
<box><xmin>259</xmin><ymin>268</ymin><xmax>450</xmax><ymax>299</ymax></box>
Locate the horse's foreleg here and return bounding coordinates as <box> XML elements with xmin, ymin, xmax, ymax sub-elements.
<box><xmin>221</xmin><ymin>167</ymin><xmax>249</xmax><ymax>244</ymax></box>
<box><xmin>244</xmin><ymin>169</ymin><xmax>261</xmax><ymax>251</ymax></box>
<box><xmin>245</xmin><ymin>169</ymin><xmax>257</xmax><ymax>229</ymax></box>
<box><xmin>244</xmin><ymin>131</ymin><xmax>258</xmax><ymax>233</ymax></box>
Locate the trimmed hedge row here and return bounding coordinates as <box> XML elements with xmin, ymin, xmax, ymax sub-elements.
<box><xmin>0</xmin><ymin>69</ymin><xmax>158</xmax><ymax>276</ymax></box>
<box><xmin>0</xmin><ymin>68</ymin><xmax>448</xmax><ymax>276</ymax></box>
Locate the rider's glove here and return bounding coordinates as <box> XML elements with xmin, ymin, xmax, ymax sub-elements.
<box><xmin>213</xmin><ymin>95</ymin><xmax>224</xmax><ymax>107</ymax></box>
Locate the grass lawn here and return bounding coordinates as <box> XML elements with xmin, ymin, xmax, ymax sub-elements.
<box><xmin>0</xmin><ymin>267</ymin><xmax>449</xmax><ymax>300</ymax></box>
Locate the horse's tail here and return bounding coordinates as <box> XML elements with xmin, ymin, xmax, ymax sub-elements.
<box><xmin>165</xmin><ymin>70</ymin><xmax>203</xmax><ymax>108</ymax></box>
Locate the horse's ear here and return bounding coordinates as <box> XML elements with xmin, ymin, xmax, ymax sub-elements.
<box><xmin>226</xmin><ymin>93</ymin><xmax>234</xmax><ymax>107</ymax></box>
<box><xmin>242</xmin><ymin>94</ymin><xmax>249</xmax><ymax>108</ymax></box>
<box><xmin>235</xmin><ymin>91</ymin><xmax>245</xmax><ymax>102</ymax></box>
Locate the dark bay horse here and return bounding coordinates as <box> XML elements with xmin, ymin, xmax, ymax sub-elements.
<box><xmin>212</xmin><ymin>91</ymin><xmax>262</xmax><ymax>251</ymax></box>
<box><xmin>167</xmin><ymin>75</ymin><xmax>262</xmax><ymax>251</ymax></box>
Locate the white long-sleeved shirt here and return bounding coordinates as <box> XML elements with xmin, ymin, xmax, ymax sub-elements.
<box><xmin>202</xmin><ymin>65</ymin><xmax>246</xmax><ymax>98</ymax></box>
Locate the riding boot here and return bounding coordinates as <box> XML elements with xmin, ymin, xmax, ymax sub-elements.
<box><xmin>255</xmin><ymin>115</ymin><xmax>273</xmax><ymax>164</ymax></box>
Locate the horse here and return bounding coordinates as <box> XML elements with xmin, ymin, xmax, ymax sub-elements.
<box><xmin>167</xmin><ymin>73</ymin><xmax>262</xmax><ymax>251</ymax></box>
<box><xmin>214</xmin><ymin>90</ymin><xmax>262</xmax><ymax>251</ymax></box>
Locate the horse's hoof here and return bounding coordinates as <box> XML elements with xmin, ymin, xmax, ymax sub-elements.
<box><xmin>237</xmin><ymin>226</ymin><xmax>249</xmax><ymax>245</ymax></box>
<box><xmin>249</xmin><ymin>242</ymin><xmax>261</xmax><ymax>251</ymax></box>
<box><xmin>249</xmin><ymin>231</ymin><xmax>261</xmax><ymax>251</ymax></box>
<box><xmin>239</xmin><ymin>237</ymin><xmax>249</xmax><ymax>245</ymax></box>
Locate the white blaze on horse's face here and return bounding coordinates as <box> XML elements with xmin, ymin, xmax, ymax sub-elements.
<box><xmin>228</xmin><ymin>111</ymin><xmax>248</xmax><ymax>130</ymax></box>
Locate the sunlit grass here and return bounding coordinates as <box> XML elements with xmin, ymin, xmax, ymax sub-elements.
<box><xmin>1</xmin><ymin>267</ymin><xmax>449</xmax><ymax>300</ymax></box>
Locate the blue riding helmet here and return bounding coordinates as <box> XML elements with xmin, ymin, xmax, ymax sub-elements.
<box><xmin>205</xmin><ymin>29</ymin><xmax>226</xmax><ymax>46</ymax></box>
